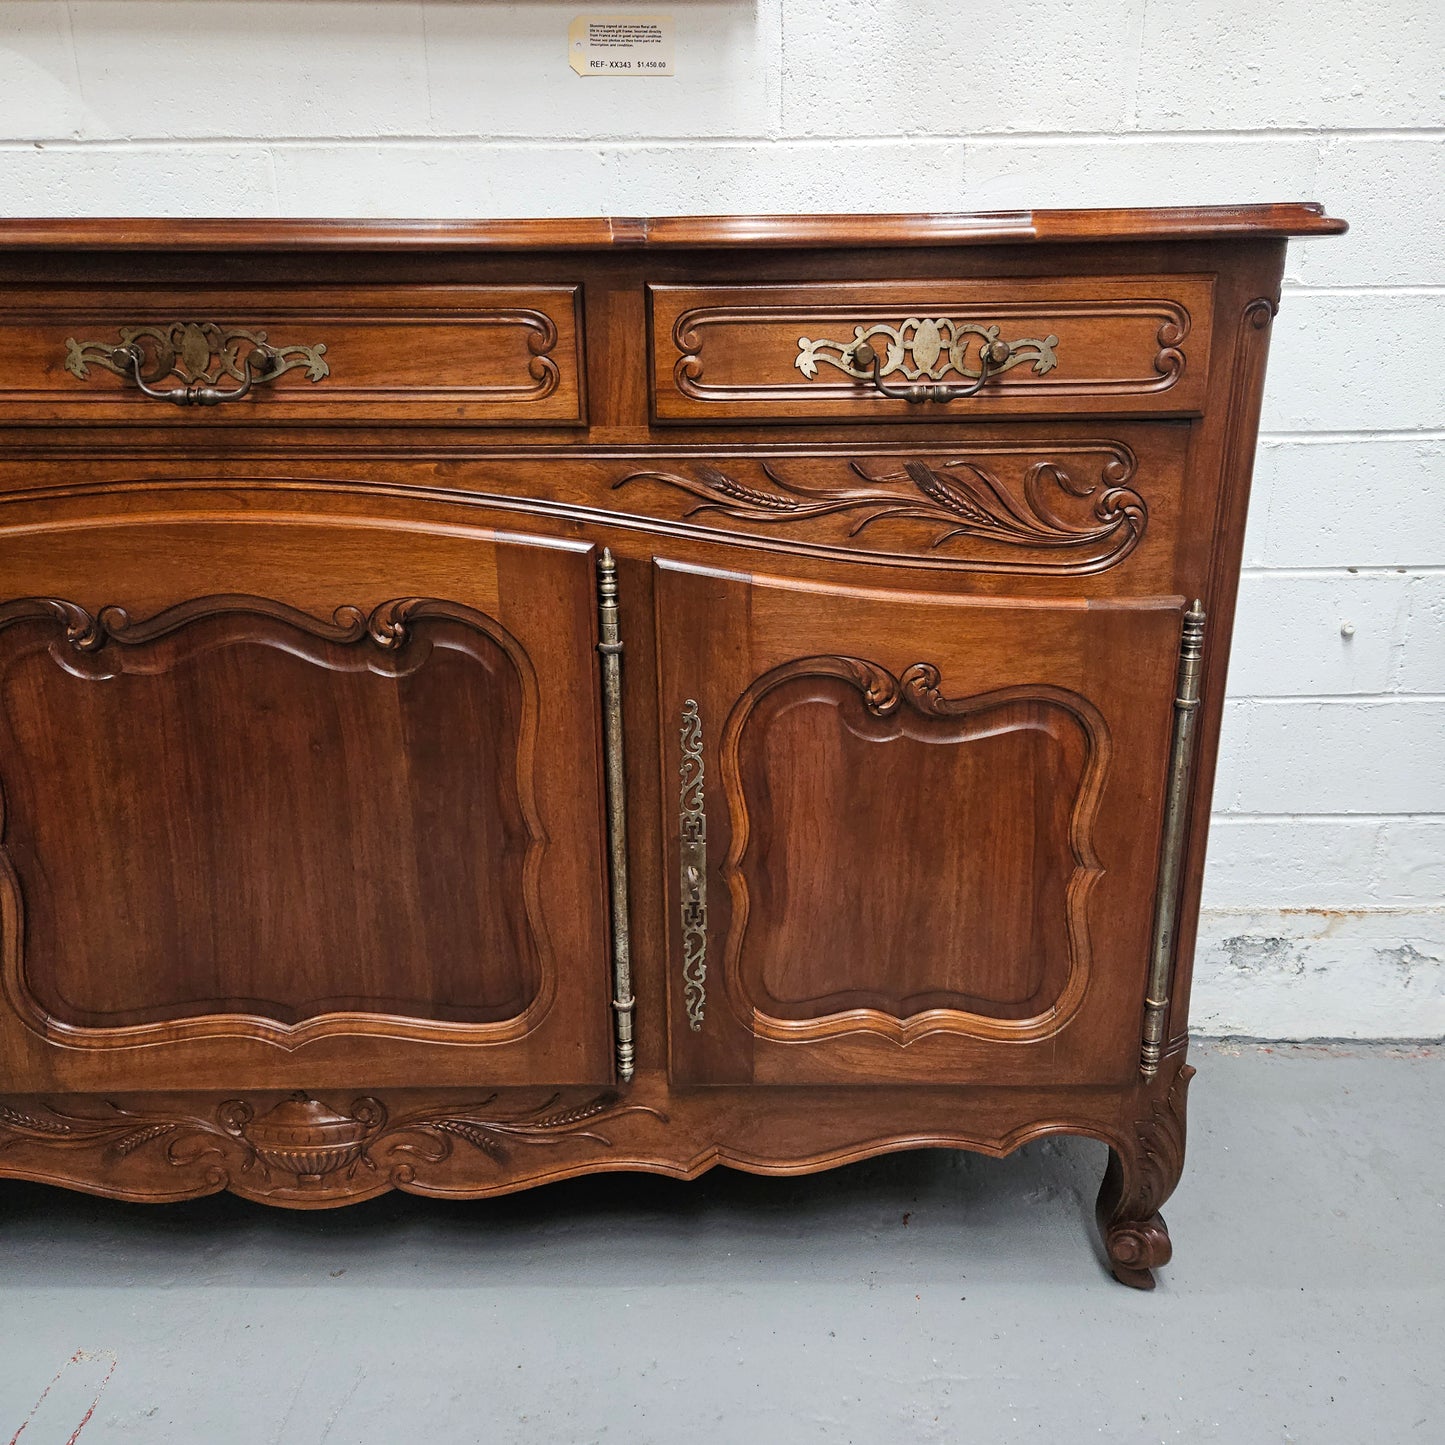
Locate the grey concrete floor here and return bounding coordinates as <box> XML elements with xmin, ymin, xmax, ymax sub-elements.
<box><xmin>1</xmin><ymin>1042</ymin><xmax>1441</xmax><ymax>1444</ymax></box>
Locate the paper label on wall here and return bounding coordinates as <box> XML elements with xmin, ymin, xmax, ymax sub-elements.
<box><xmin>569</xmin><ymin>15</ymin><xmax>674</xmax><ymax>76</ymax></box>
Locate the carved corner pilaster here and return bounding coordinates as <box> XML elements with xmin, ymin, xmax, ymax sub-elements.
<box><xmin>1096</xmin><ymin>1057</ymin><xmax>1194</xmax><ymax>1289</ymax></box>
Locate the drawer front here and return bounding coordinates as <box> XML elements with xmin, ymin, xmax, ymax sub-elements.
<box><xmin>650</xmin><ymin>277</ymin><xmax>1214</xmax><ymax>422</ymax></box>
<box><xmin>0</xmin><ymin>284</ymin><xmax>584</xmax><ymax>426</ymax></box>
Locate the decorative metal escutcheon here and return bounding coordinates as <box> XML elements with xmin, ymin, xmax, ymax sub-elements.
<box><xmin>679</xmin><ymin>698</ymin><xmax>707</xmax><ymax>1031</ymax></box>
<box><xmin>795</xmin><ymin>318</ymin><xmax>1060</xmax><ymax>404</ymax></box>
<box><xmin>64</xmin><ymin>321</ymin><xmax>329</xmax><ymax>407</ymax></box>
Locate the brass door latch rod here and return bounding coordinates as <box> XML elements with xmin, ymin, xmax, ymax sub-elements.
<box><xmin>596</xmin><ymin>549</ymin><xmax>636</xmax><ymax>1082</ymax></box>
<box><xmin>1141</xmin><ymin>601</ymin><xmax>1206</xmax><ymax>1079</ymax></box>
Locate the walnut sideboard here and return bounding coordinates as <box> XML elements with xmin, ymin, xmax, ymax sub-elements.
<box><xmin>0</xmin><ymin>206</ymin><xmax>1344</xmax><ymax>1287</ymax></box>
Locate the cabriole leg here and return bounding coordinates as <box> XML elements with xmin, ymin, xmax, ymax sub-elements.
<box><xmin>1095</xmin><ymin>1059</ymin><xmax>1194</xmax><ymax>1290</ymax></box>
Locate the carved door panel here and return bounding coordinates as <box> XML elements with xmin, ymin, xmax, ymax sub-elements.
<box><xmin>657</xmin><ymin>561</ymin><xmax>1183</xmax><ymax>1086</ymax></box>
<box><xmin>0</xmin><ymin>508</ymin><xmax>613</xmax><ymax>1092</ymax></box>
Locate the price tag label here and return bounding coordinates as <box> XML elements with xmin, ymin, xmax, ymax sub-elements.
<box><xmin>569</xmin><ymin>15</ymin><xmax>675</xmax><ymax>76</ymax></box>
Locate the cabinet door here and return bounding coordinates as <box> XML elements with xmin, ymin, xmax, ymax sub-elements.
<box><xmin>0</xmin><ymin>502</ymin><xmax>613</xmax><ymax>1091</ymax></box>
<box><xmin>656</xmin><ymin>561</ymin><xmax>1183</xmax><ymax>1086</ymax></box>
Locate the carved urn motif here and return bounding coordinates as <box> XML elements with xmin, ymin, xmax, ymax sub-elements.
<box><xmin>223</xmin><ymin>1093</ymin><xmax>384</xmax><ymax>1185</ymax></box>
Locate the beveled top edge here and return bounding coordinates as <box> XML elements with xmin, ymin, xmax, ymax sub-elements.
<box><xmin>0</xmin><ymin>204</ymin><xmax>1347</xmax><ymax>251</ymax></box>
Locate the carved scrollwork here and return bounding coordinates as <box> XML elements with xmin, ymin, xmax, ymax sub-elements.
<box><xmin>616</xmin><ymin>452</ymin><xmax>1146</xmax><ymax>572</ymax></box>
<box><xmin>795</xmin><ymin>318</ymin><xmax>1059</xmax><ymax>384</ymax></box>
<box><xmin>0</xmin><ymin>595</ymin><xmax>501</xmax><ymax>657</ymax></box>
<box><xmin>1244</xmin><ymin>296</ymin><xmax>1279</xmax><ymax>331</ymax></box>
<box><xmin>1128</xmin><ymin>1060</ymin><xmax>1194</xmax><ymax>1221</ymax></box>
<box><xmin>513</xmin><ymin>309</ymin><xmax>563</xmax><ymax>396</ymax></box>
<box><xmin>64</xmin><ymin>322</ymin><xmax>329</xmax><ymax>391</ymax></box>
<box><xmin>0</xmin><ymin>1091</ymin><xmax>664</xmax><ymax>1198</ymax></box>
<box><xmin>0</xmin><ymin>597</ymin><xmax>105</xmax><ymax>651</ymax></box>
<box><xmin>817</xmin><ymin>657</ymin><xmax>904</xmax><ymax>717</ymax></box>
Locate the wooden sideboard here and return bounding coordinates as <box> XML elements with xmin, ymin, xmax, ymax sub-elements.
<box><xmin>0</xmin><ymin>205</ymin><xmax>1344</xmax><ymax>1287</ymax></box>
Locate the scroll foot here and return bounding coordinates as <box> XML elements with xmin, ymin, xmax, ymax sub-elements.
<box><xmin>1094</xmin><ymin>1059</ymin><xmax>1193</xmax><ymax>1290</ymax></box>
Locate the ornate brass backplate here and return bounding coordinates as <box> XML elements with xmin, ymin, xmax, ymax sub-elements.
<box><xmin>64</xmin><ymin>321</ymin><xmax>328</xmax><ymax>405</ymax></box>
<box><xmin>796</xmin><ymin>318</ymin><xmax>1059</xmax><ymax>386</ymax></box>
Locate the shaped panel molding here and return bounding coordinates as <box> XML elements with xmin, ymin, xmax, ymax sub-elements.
<box><xmin>719</xmin><ymin>657</ymin><xmax>1110</xmax><ymax>1045</ymax></box>
<box><xmin>0</xmin><ymin>593</ymin><xmax>550</xmax><ymax>1051</ymax></box>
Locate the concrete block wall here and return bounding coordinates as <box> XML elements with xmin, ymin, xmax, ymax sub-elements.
<box><xmin>1</xmin><ymin>0</ymin><xmax>1441</xmax><ymax>1037</ymax></box>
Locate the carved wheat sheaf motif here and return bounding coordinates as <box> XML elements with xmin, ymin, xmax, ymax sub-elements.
<box><xmin>616</xmin><ymin>453</ymin><xmax>1146</xmax><ymax>572</ymax></box>
<box><xmin>0</xmin><ymin>1092</ymin><xmax>663</xmax><ymax>1195</ymax></box>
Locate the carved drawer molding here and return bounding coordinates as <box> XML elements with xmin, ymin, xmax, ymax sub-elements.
<box><xmin>648</xmin><ymin>277</ymin><xmax>1214</xmax><ymax>420</ymax></box>
<box><xmin>0</xmin><ymin>285</ymin><xmax>585</xmax><ymax>426</ymax></box>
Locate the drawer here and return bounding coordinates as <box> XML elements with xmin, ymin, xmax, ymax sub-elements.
<box><xmin>0</xmin><ymin>284</ymin><xmax>585</xmax><ymax>426</ymax></box>
<box><xmin>650</xmin><ymin>276</ymin><xmax>1214</xmax><ymax>422</ymax></box>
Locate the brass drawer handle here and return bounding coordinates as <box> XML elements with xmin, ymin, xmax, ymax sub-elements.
<box><xmin>64</xmin><ymin>322</ymin><xmax>329</xmax><ymax>407</ymax></box>
<box><xmin>117</xmin><ymin>342</ymin><xmax>270</xmax><ymax>407</ymax></box>
<box><xmin>853</xmin><ymin>336</ymin><xmax>1011</xmax><ymax>404</ymax></box>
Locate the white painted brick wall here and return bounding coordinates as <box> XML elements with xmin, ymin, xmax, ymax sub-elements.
<box><xmin>1</xmin><ymin>0</ymin><xmax>1441</xmax><ymax>1037</ymax></box>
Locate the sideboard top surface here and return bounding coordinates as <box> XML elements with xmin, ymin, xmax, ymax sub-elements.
<box><xmin>0</xmin><ymin>203</ymin><xmax>1346</xmax><ymax>252</ymax></box>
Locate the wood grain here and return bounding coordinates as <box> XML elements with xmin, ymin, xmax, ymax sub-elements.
<box><xmin>0</xmin><ymin>284</ymin><xmax>584</xmax><ymax>426</ymax></box>
<box><xmin>654</xmin><ymin>561</ymin><xmax>1181</xmax><ymax>1086</ymax></box>
<box><xmin>0</xmin><ymin>208</ymin><xmax>1340</xmax><ymax>1288</ymax></box>
<box><xmin>650</xmin><ymin>277</ymin><xmax>1213</xmax><ymax>420</ymax></box>
<box><xmin>0</xmin><ymin>204</ymin><xmax>1345</xmax><ymax>251</ymax></box>
<box><xmin>0</xmin><ymin>517</ymin><xmax>614</xmax><ymax>1091</ymax></box>
<box><xmin>0</xmin><ymin>599</ymin><xmax>537</xmax><ymax>1032</ymax></box>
